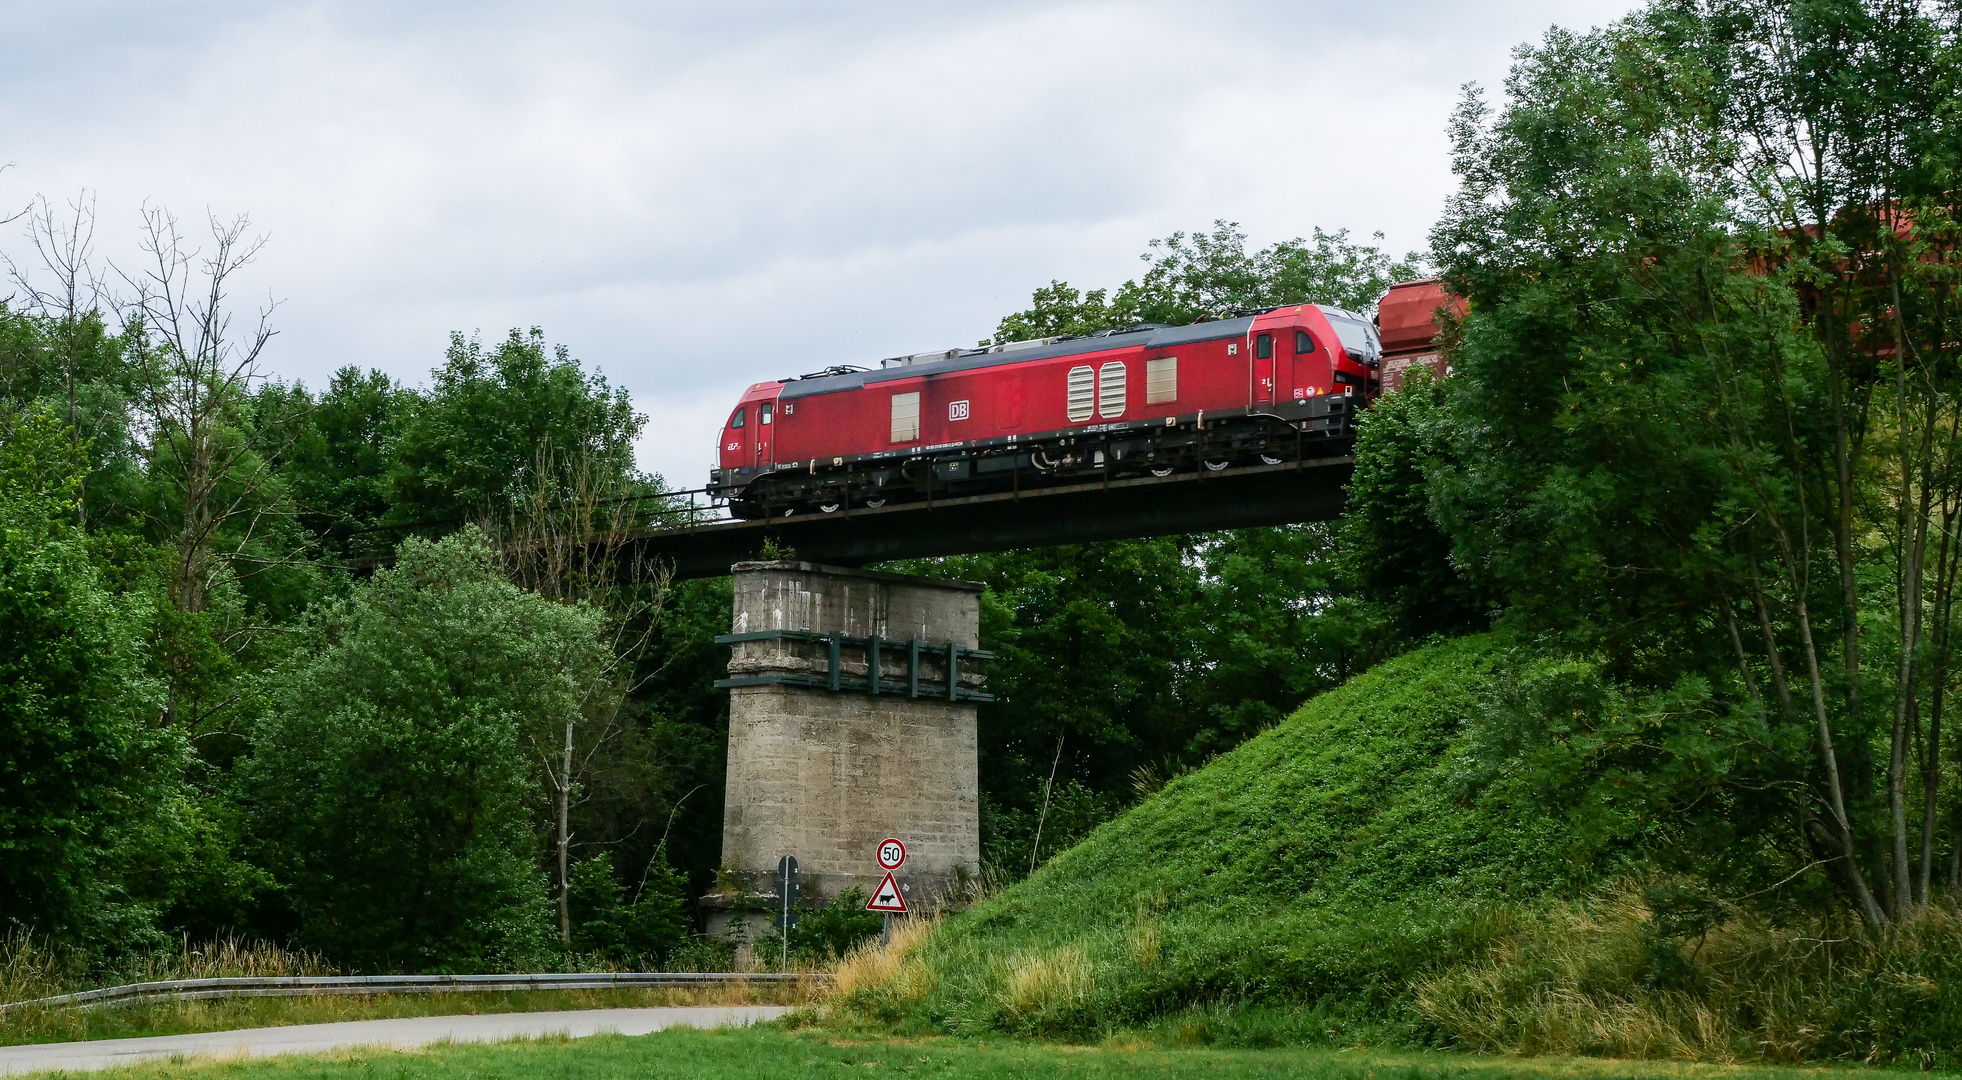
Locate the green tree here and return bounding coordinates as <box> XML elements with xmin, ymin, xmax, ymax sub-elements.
<box><xmin>0</xmin><ymin>407</ymin><xmax>174</xmax><ymax>946</ymax></box>
<box><xmin>1427</xmin><ymin>0</ymin><xmax>1962</xmax><ymax>923</ymax></box>
<box><xmin>253</xmin><ymin>367</ymin><xmax>408</xmax><ymax>557</ymax></box>
<box><xmin>994</xmin><ymin>222</ymin><xmax>1420</xmax><ymax>342</ymax></box>
<box><xmin>1</xmin><ymin>196</ymin><xmax>149</xmax><ymax>531</ymax></box>
<box><xmin>565</xmin><ymin>851</ymin><xmax>689</xmax><ymax>966</ymax></box>
<box><xmin>1342</xmin><ymin>372</ymin><xmax>1491</xmax><ymax>642</ymax></box>
<box><xmin>388</xmin><ymin>329</ymin><xmax>645</xmax><ymax>529</ymax></box>
<box><xmin>247</xmin><ymin>528</ymin><xmax>613</xmax><ymax>971</ymax></box>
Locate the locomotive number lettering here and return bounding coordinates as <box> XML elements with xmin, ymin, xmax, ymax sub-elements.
<box><xmin>949</xmin><ymin>400</ymin><xmax>971</xmax><ymax>421</ymax></box>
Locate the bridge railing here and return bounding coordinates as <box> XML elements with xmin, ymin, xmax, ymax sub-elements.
<box><xmin>330</xmin><ymin>483</ymin><xmax>742</xmax><ymax>556</ymax></box>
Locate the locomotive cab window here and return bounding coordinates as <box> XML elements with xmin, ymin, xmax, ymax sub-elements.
<box><xmin>1255</xmin><ymin>333</ymin><xmax>1274</xmax><ymax>359</ymax></box>
<box><xmin>729</xmin><ymin>407</ymin><xmax>746</xmax><ymax>429</ymax></box>
<box><xmin>760</xmin><ymin>402</ymin><xmax>773</xmax><ymax>425</ymax></box>
<box><xmin>1295</xmin><ymin>329</ymin><xmax>1315</xmax><ymax>354</ymax></box>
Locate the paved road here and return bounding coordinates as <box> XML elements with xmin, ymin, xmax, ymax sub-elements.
<box><xmin>0</xmin><ymin>1005</ymin><xmax>790</xmax><ymax>1075</ymax></box>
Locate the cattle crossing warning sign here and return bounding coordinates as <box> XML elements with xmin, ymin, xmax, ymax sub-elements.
<box><xmin>866</xmin><ymin>871</ymin><xmax>907</xmax><ymax>913</ymax></box>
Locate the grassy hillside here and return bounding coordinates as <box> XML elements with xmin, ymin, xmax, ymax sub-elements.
<box><xmin>839</xmin><ymin>634</ymin><xmax>1586</xmax><ymax>1040</ymax></box>
<box><xmin>830</xmin><ymin>634</ymin><xmax>1962</xmax><ymax>1065</ymax></box>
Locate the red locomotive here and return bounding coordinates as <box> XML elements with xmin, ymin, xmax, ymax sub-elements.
<box><xmin>708</xmin><ymin>282</ymin><xmax>1446</xmax><ymax>517</ymax></box>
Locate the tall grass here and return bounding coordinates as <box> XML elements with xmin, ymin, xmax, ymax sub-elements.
<box><xmin>1415</xmin><ymin>883</ymin><xmax>1962</xmax><ymax>1068</ymax></box>
<box><xmin>0</xmin><ymin>932</ymin><xmax>333</xmax><ymax>1007</ymax></box>
<box><xmin>823</xmin><ymin>914</ymin><xmax>940</xmax><ymax>1025</ymax></box>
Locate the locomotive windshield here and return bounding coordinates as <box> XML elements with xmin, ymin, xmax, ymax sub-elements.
<box><xmin>1318</xmin><ymin>308</ymin><xmax>1381</xmax><ymax>365</ymax></box>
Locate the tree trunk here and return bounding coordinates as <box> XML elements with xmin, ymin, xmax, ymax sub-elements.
<box><xmin>1751</xmin><ymin>568</ymin><xmax>1798</xmax><ymax>721</ymax></box>
<box><xmin>557</xmin><ymin>720</ymin><xmax>574</xmax><ymax>948</ymax></box>
<box><xmin>1785</xmin><ymin>532</ymin><xmax>1887</xmax><ymax>927</ymax></box>
<box><xmin>1923</xmin><ymin>499</ymin><xmax>1958</xmax><ymax>904</ymax></box>
<box><xmin>1887</xmin><ymin>302</ymin><xmax>1922</xmax><ymax>916</ymax></box>
<box><xmin>1952</xmin><ymin>820</ymin><xmax>1961</xmax><ymax>895</ymax></box>
<box><xmin>1722</xmin><ymin>593</ymin><xmax>1760</xmax><ymax>701</ymax></box>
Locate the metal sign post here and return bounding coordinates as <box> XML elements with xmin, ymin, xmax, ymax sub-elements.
<box><xmin>775</xmin><ymin>855</ymin><xmax>799</xmax><ymax>973</ymax></box>
<box><xmin>866</xmin><ymin>839</ymin><xmax>907</xmax><ymax>948</ymax></box>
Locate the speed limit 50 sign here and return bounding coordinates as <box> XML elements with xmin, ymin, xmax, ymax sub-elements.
<box><xmin>876</xmin><ymin>838</ymin><xmax>906</xmax><ymax>871</ymax></box>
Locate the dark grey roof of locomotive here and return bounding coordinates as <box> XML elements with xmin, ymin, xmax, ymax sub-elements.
<box><xmin>777</xmin><ymin>315</ymin><xmax>1260</xmax><ymax>401</ymax></box>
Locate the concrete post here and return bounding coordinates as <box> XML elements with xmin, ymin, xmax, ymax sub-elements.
<box><xmin>707</xmin><ymin>561</ymin><xmax>983</xmax><ymax>936</ymax></box>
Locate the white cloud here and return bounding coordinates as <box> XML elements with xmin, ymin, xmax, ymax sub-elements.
<box><xmin>1</xmin><ymin>0</ymin><xmax>1639</xmax><ymax>488</ymax></box>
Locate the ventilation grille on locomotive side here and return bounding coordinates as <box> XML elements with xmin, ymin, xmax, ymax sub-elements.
<box><xmin>1098</xmin><ymin>361</ymin><xmax>1126</xmax><ymax>418</ymax></box>
<box><xmin>1066</xmin><ymin>366</ymin><xmax>1095</xmax><ymax>422</ymax></box>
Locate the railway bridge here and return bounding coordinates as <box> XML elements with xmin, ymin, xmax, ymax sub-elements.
<box><xmin>627</xmin><ymin>452</ymin><xmax>1352</xmax><ymax>581</ymax></box>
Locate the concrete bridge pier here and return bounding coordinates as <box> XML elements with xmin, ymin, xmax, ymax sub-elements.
<box><xmin>705</xmin><ymin>560</ymin><xmax>986</xmax><ymax>937</ymax></box>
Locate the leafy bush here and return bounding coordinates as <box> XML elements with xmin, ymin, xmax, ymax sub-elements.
<box><xmin>790</xmin><ymin>888</ymin><xmax>885</xmax><ymax>962</ymax></box>
<box><xmin>246</xmin><ymin>528</ymin><xmax>610</xmax><ymax>972</ymax></box>
<box><xmin>750</xmin><ymin>888</ymin><xmax>887</xmax><ymax>969</ymax></box>
<box><xmin>665</xmin><ymin>933</ymin><xmax>738</xmax><ymax>973</ymax></box>
<box><xmin>1341</xmin><ymin>372</ymin><xmax>1490</xmax><ymax>642</ymax></box>
<box><xmin>567</xmin><ymin>852</ymin><xmax>689</xmax><ymax>968</ymax></box>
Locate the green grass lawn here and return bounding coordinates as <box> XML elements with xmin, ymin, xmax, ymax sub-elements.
<box><xmin>45</xmin><ymin>1025</ymin><xmax>1961</xmax><ymax>1080</ymax></box>
<box><xmin>0</xmin><ymin>984</ymin><xmax>821</xmax><ymax>1048</ymax></box>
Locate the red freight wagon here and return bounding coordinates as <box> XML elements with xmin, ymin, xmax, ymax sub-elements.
<box><xmin>708</xmin><ymin>301</ymin><xmax>1389</xmax><ymax>517</ymax></box>
<box><xmin>1376</xmin><ymin>278</ymin><xmax>1461</xmax><ymax>393</ymax></box>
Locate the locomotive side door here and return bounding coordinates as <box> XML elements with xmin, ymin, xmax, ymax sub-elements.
<box><xmin>754</xmin><ymin>394</ymin><xmax>778</xmax><ymax>467</ymax></box>
<box><xmin>1290</xmin><ymin>322</ymin><xmax>1323</xmax><ymax>400</ymax></box>
<box><xmin>1252</xmin><ymin>329</ymin><xmax>1279</xmax><ymax>409</ymax></box>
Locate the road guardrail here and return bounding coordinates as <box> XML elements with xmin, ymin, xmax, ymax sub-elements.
<box><xmin>0</xmin><ymin>971</ymin><xmax>828</xmax><ymax>1012</ymax></box>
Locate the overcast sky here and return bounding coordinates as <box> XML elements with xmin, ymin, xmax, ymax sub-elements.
<box><xmin>1</xmin><ymin>0</ymin><xmax>1638</xmax><ymax>487</ymax></box>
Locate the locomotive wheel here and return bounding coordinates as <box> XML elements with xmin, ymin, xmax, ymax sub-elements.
<box><xmin>819</xmin><ymin>502</ymin><xmax>841</xmax><ymax>513</ymax></box>
<box><xmin>1259</xmin><ymin>453</ymin><xmax>1285</xmax><ymax>466</ymax></box>
<box><xmin>1149</xmin><ymin>465</ymin><xmax>1175</xmax><ymax>478</ymax></box>
<box><xmin>782</xmin><ymin>507</ymin><xmax>796</xmax><ymax>517</ymax></box>
<box><xmin>1203</xmin><ymin>459</ymin><xmax>1230</xmax><ymax>472</ymax></box>
<box><xmin>865</xmin><ymin>497</ymin><xmax>887</xmax><ymax>508</ymax></box>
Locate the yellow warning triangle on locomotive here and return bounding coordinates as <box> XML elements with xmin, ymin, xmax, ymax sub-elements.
<box><xmin>865</xmin><ymin>871</ymin><xmax>907</xmax><ymax>912</ymax></box>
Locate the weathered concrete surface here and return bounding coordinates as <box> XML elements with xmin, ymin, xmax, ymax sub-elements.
<box><xmin>0</xmin><ymin>1007</ymin><xmax>789</xmax><ymax>1074</ymax></box>
<box><xmin>715</xmin><ymin>562</ymin><xmax>982</xmax><ymax>927</ymax></box>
